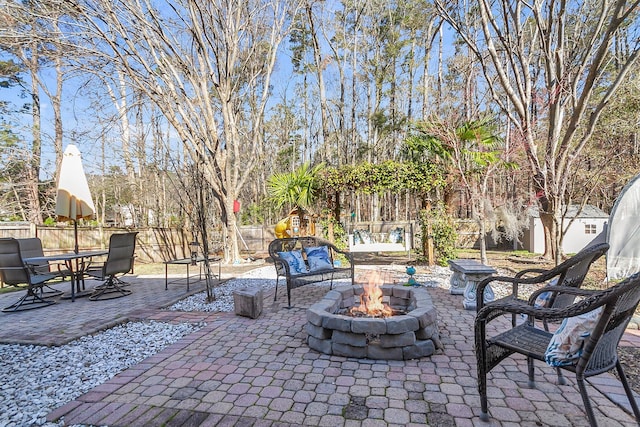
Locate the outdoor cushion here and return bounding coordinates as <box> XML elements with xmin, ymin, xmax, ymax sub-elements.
<box><xmin>353</xmin><ymin>230</ymin><xmax>373</xmax><ymax>244</ymax></box>
<box><xmin>304</xmin><ymin>246</ymin><xmax>333</xmax><ymax>272</ymax></box>
<box><xmin>534</xmin><ymin>278</ymin><xmax>559</xmax><ymax>307</ymax></box>
<box><xmin>544</xmin><ymin>306</ymin><xmax>603</xmax><ymax>367</ymax></box>
<box><xmin>388</xmin><ymin>227</ymin><xmax>404</xmax><ymax>243</ymax></box>
<box><xmin>277</xmin><ymin>250</ymin><xmax>308</xmax><ymax>275</ymax></box>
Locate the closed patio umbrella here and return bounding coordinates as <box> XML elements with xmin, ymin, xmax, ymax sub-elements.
<box><xmin>55</xmin><ymin>144</ymin><xmax>96</xmax><ymax>253</ymax></box>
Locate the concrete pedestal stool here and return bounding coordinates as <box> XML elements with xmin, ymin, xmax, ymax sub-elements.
<box><xmin>448</xmin><ymin>259</ymin><xmax>496</xmax><ymax>310</ymax></box>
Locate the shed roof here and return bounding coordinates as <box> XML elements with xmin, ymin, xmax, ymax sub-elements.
<box><xmin>529</xmin><ymin>204</ymin><xmax>608</xmax><ymax>219</ymax></box>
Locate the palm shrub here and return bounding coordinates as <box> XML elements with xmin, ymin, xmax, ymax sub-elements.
<box><xmin>267</xmin><ymin>162</ymin><xmax>323</xmax><ymax>234</ymax></box>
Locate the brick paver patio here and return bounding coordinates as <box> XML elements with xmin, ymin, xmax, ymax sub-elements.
<box><xmin>2</xmin><ymin>266</ymin><xmax>639</xmax><ymax>426</ymax></box>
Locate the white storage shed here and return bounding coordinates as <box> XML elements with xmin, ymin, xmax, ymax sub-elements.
<box><xmin>522</xmin><ymin>205</ymin><xmax>609</xmax><ymax>255</ymax></box>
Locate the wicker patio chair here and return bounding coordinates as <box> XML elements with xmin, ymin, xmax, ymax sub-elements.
<box><xmin>475</xmin><ymin>272</ymin><xmax>640</xmax><ymax>426</ymax></box>
<box><xmin>476</xmin><ymin>242</ymin><xmax>609</xmax><ymax>328</ymax></box>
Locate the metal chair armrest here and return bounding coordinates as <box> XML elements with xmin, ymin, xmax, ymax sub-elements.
<box><xmin>270</xmin><ymin>253</ymin><xmax>292</xmax><ymax>277</ymax></box>
<box><xmin>476</xmin><ymin>275</ymin><xmax>532</xmax><ymax>312</ymax></box>
<box><xmin>476</xmin><ymin>271</ymin><xmax>567</xmax><ymax>312</ymax></box>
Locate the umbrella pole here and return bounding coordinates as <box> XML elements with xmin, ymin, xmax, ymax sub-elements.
<box><xmin>74</xmin><ymin>219</ymin><xmax>79</xmax><ymax>254</ymax></box>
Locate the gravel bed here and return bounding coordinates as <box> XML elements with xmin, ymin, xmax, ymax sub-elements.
<box><xmin>167</xmin><ymin>265</ymin><xmax>457</xmax><ymax>312</ymax></box>
<box><xmin>0</xmin><ymin>321</ymin><xmax>204</xmax><ymax>427</ymax></box>
<box><xmin>167</xmin><ymin>266</ymin><xmax>279</xmax><ymax>312</ymax></box>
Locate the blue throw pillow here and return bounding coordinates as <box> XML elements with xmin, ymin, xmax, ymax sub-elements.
<box><xmin>304</xmin><ymin>246</ymin><xmax>333</xmax><ymax>272</ymax></box>
<box><xmin>278</xmin><ymin>250</ymin><xmax>308</xmax><ymax>275</ymax></box>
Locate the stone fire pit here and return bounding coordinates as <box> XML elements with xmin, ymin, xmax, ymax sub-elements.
<box><xmin>306</xmin><ymin>285</ymin><xmax>441</xmax><ymax>360</ymax></box>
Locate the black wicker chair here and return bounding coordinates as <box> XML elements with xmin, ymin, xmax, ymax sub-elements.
<box><xmin>476</xmin><ymin>242</ymin><xmax>609</xmax><ymax>328</ymax></box>
<box><xmin>475</xmin><ymin>272</ymin><xmax>640</xmax><ymax>426</ymax></box>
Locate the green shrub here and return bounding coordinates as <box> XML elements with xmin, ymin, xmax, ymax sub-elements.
<box><xmin>240</xmin><ymin>202</ymin><xmax>266</xmax><ymax>225</ymax></box>
<box><xmin>319</xmin><ymin>214</ymin><xmax>348</xmax><ymax>253</ymax></box>
<box><xmin>418</xmin><ymin>203</ymin><xmax>457</xmax><ymax>266</ymax></box>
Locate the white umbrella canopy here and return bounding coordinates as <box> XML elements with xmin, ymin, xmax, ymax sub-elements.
<box><xmin>607</xmin><ymin>173</ymin><xmax>640</xmax><ymax>281</ymax></box>
<box><xmin>55</xmin><ymin>144</ymin><xmax>96</xmax><ymax>253</ymax></box>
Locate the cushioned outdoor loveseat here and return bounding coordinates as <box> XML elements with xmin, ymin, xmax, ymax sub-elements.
<box><xmin>268</xmin><ymin>237</ymin><xmax>354</xmax><ymax>307</ymax></box>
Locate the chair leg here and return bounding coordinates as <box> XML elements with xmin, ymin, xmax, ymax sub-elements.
<box><xmin>2</xmin><ymin>287</ymin><xmax>56</xmax><ymax>312</ymax></box>
<box><xmin>89</xmin><ymin>276</ymin><xmax>132</xmax><ymax>301</ymax></box>
<box><xmin>476</xmin><ymin>324</ymin><xmax>490</xmax><ymax>421</ymax></box>
<box><xmin>576</xmin><ymin>376</ymin><xmax>598</xmax><ymax>427</ymax></box>
<box><xmin>274</xmin><ymin>277</ymin><xmax>280</xmax><ymax>302</ymax></box>
<box><xmin>40</xmin><ymin>284</ymin><xmax>63</xmax><ymax>297</ymax></box>
<box><xmin>556</xmin><ymin>368</ymin><xmax>567</xmax><ymax>385</ymax></box>
<box><xmin>478</xmin><ymin>364</ymin><xmax>490</xmax><ymax>421</ymax></box>
<box><xmin>527</xmin><ymin>357</ymin><xmax>536</xmax><ymax>388</ymax></box>
<box><xmin>95</xmin><ymin>276</ymin><xmax>130</xmax><ymax>290</ymax></box>
<box><xmin>615</xmin><ymin>361</ymin><xmax>640</xmax><ymax>422</ymax></box>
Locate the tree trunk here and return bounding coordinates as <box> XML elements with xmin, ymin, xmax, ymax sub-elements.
<box><xmin>478</xmin><ymin>217</ymin><xmax>487</xmax><ymax>265</ymax></box>
<box><xmin>540</xmin><ymin>202</ymin><xmax>562</xmax><ymax>263</ymax></box>
<box><xmin>306</xmin><ymin>4</ymin><xmax>330</xmax><ymax>162</ymax></box>
<box><xmin>27</xmin><ymin>41</ymin><xmax>42</xmax><ymax>224</ymax></box>
<box><xmin>52</xmin><ymin>55</ymin><xmax>64</xmax><ymax>180</ymax></box>
<box><xmin>224</xmin><ymin>196</ymin><xmax>241</xmax><ymax>263</ymax></box>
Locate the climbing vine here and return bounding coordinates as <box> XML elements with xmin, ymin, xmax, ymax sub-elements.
<box><xmin>319</xmin><ymin>160</ymin><xmax>445</xmax><ymax>200</ymax></box>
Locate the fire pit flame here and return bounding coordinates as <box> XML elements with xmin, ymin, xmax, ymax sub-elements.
<box><xmin>349</xmin><ymin>272</ymin><xmax>393</xmax><ymax>318</ymax></box>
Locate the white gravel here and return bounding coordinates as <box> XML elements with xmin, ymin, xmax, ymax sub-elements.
<box><xmin>167</xmin><ymin>265</ymin><xmax>279</xmax><ymax>312</ymax></box>
<box><xmin>0</xmin><ymin>263</ymin><xmax>460</xmax><ymax>427</ymax></box>
<box><xmin>0</xmin><ymin>321</ymin><xmax>203</xmax><ymax>427</ymax></box>
<box><xmin>166</xmin><ymin>264</ymin><xmax>457</xmax><ymax>312</ymax></box>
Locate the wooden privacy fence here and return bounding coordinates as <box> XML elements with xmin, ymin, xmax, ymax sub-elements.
<box><xmin>0</xmin><ymin>219</ymin><xmax>500</xmax><ymax>263</ymax></box>
<box><xmin>0</xmin><ymin>223</ymin><xmax>273</xmax><ymax>262</ymax></box>
<box><xmin>0</xmin><ymin>223</ymin><xmax>193</xmax><ymax>263</ymax></box>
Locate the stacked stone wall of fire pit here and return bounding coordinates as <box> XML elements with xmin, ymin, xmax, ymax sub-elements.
<box><xmin>306</xmin><ymin>285</ymin><xmax>441</xmax><ymax>360</ymax></box>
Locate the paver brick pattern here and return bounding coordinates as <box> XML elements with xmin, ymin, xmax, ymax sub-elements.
<box><xmin>3</xmin><ymin>267</ymin><xmax>638</xmax><ymax>426</ymax></box>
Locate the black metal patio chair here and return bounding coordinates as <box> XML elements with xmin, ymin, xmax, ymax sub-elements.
<box><xmin>475</xmin><ymin>272</ymin><xmax>640</xmax><ymax>426</ymax></box>
<box><xmin>0</xmin><ymin>237</ymin><xmax>58</xmax><ymax>312</ymax></box>
<box><xmin>85</xmin><ymin>232</ymin><xmax>137</xmax><ymax>301</ymax></box>
<box><xmin>17</xmin><ymin>237</ymin><xmax>66</xmax><ymax>297</ymax></box>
